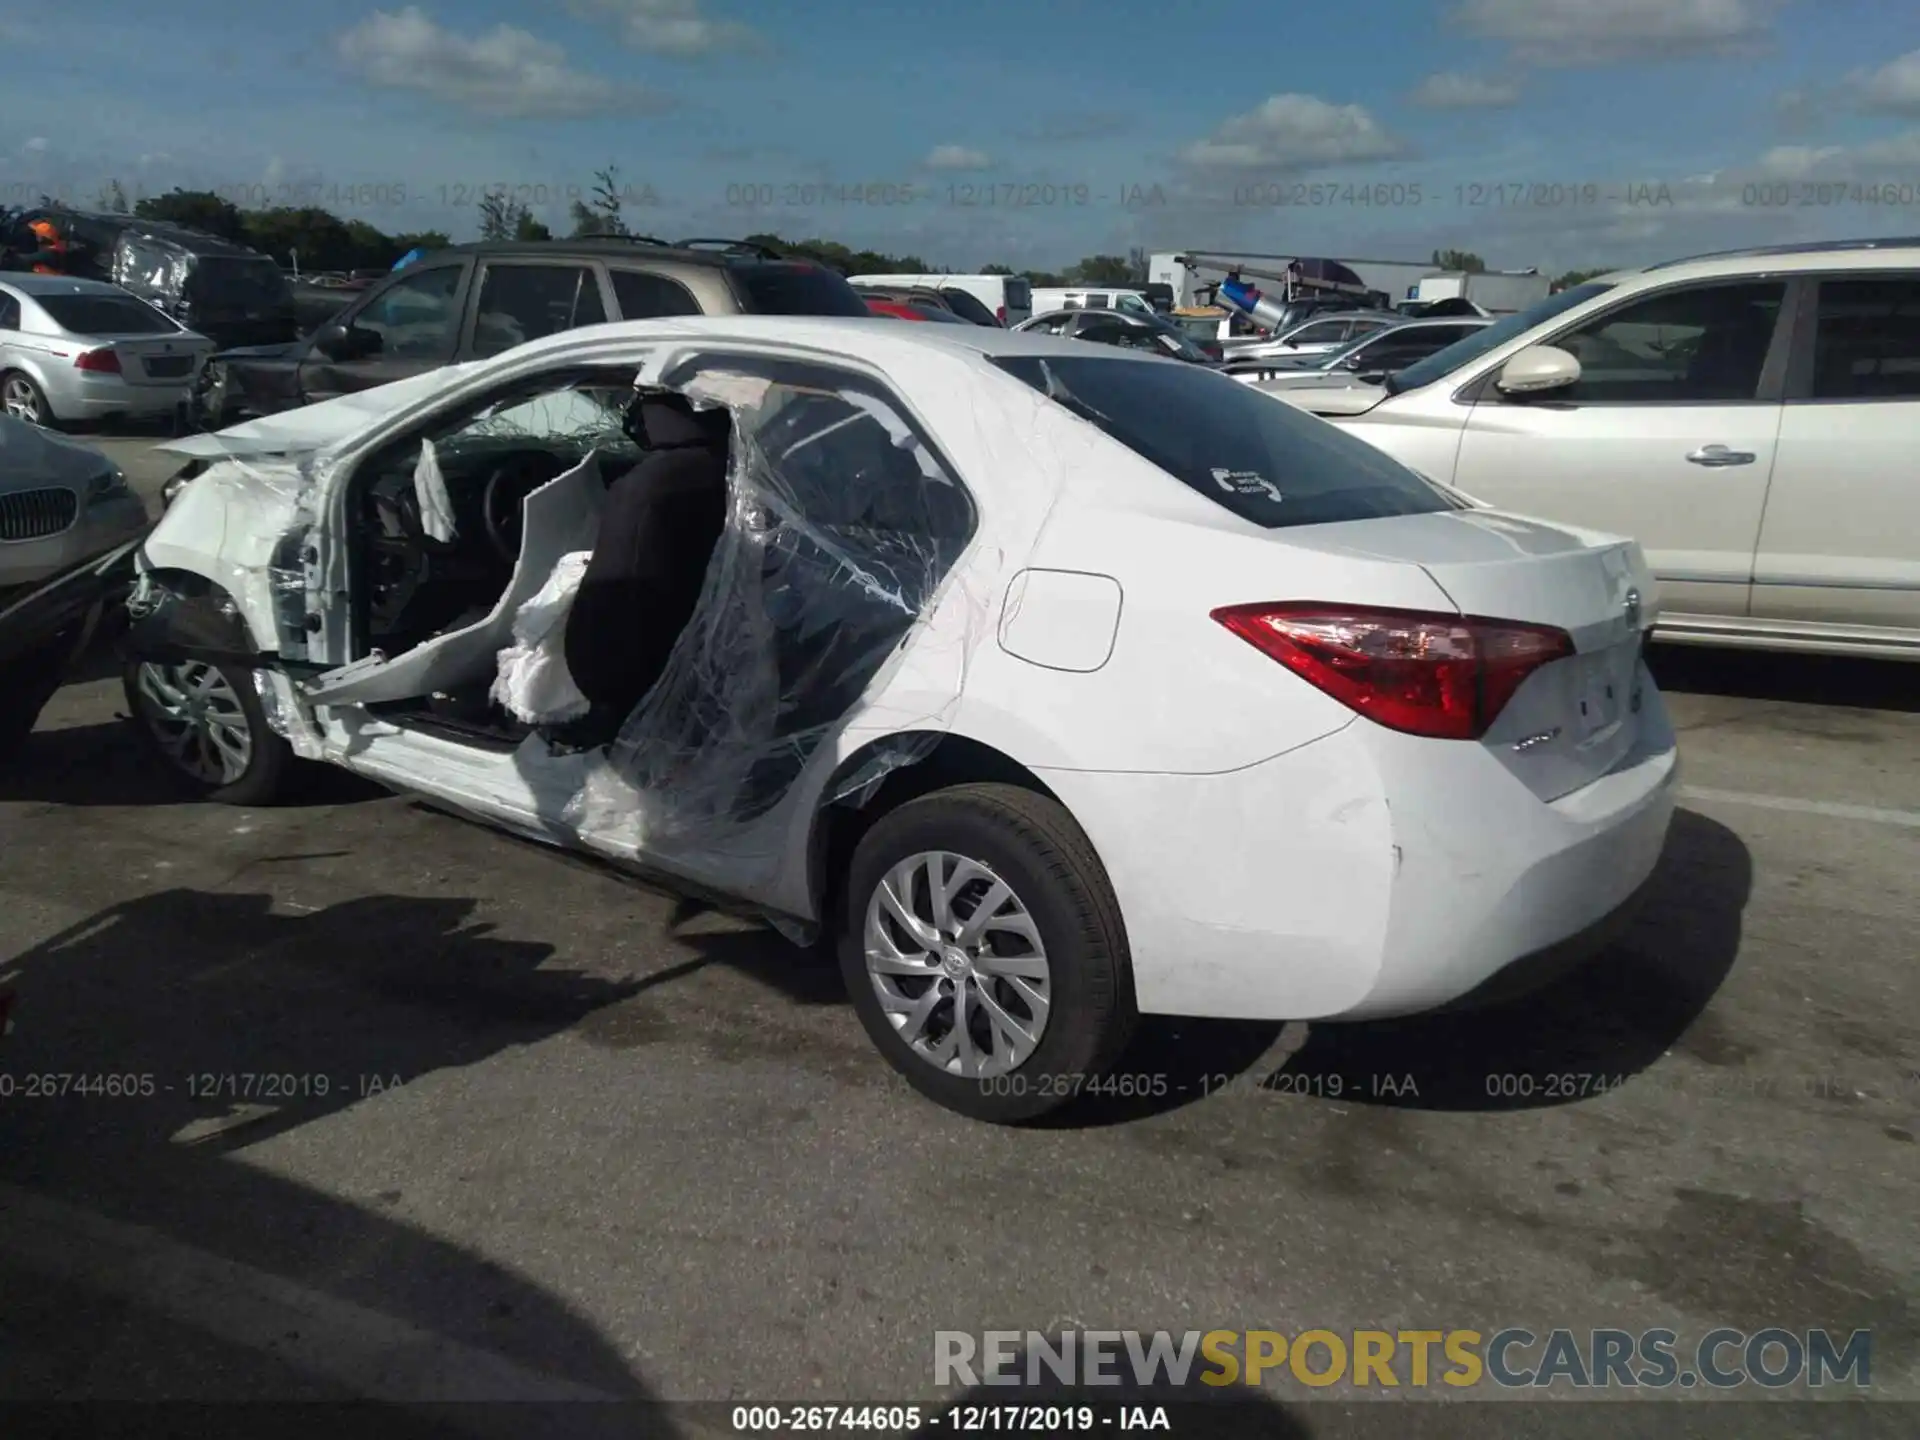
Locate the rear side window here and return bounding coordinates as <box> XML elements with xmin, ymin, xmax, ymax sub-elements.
<box><xmin>729</xmin><ymin>263</ymin><xmax>870</xmax><ymax>316</ymax></box>
<box><xmin>470</xmin><ymin>264</ymin><xmax>607</xmax><ymax>358</ymax></box>
<box><xmin>0</xmin><ymin>294</ymin><xmax>22</xmax><ymax>329</ymax></box>
<box><xmin>1808</xmin><ymin>277</ymin><xmax>1920</xmax><ymax>399</ymax></box>
<box><xmin>36</xmin><ymin>294</ymin><xmax>178</xmax><ymax>334</ymax></box>
<box><xmin>181</xmin><ymin>256</ymin><xmax>293</xmax><ymax>307</ymax></box>
<box><xmin>611</xmin><ymin>269</ymin><xmax>702</xmax><ymax>319</ymax></box>
<box><xmin>993</xmin><ymin>354</ymin><xmax>1462</xmax><ymax>530</ymax></box>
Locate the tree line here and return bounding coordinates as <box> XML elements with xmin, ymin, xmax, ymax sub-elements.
<box><xmin>52</xmin><ymin>180</ymin><xmax>1604</xmax><ymax>291</ymax></box>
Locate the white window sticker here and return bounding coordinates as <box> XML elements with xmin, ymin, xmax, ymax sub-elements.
<box><xmin>1211</xmin><ymin>467</ymin><xmax>1283</xmax><ymax>503</ymax></box>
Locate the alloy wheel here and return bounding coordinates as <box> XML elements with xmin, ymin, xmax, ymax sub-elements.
<box><xmin>2</xmin><ymin>375</ymin><xmax>43</xmax><ymax>424</ymax></box>
<box><xmin>133</xmin><ymin>661</ymin><xmax>254</xmax><ymax>786</ymax></box>
<box><xmin>862</xmin><ymin>850</ymin><xmax>1052</xmax><ymax>1078</ymax></box>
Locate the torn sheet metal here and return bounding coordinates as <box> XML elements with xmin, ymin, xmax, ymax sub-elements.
<box><xmin>303</xmin><ymin>452</ymin><xmax>606</xmax><ymax>708</ymax></box>
<box><xmin>156</xmin><ymin>360</ymin><xmax>493</xmax><ymax>461</ymax></box>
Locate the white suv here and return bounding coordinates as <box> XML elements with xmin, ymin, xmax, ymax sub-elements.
<box><xmin>1269</xmin><ymin>239</ymin><xmax>1920</xmax><ymax>661</ymax></box>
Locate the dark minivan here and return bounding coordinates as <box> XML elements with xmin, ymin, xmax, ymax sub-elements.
<box><xmin>195</xmin><ymin>237</ymin><xmax>873</xmax><ymax>428</ymax></box>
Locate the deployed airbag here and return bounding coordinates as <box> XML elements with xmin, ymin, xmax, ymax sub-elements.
<box><xmin>490</xmin><ymin>550</ymin><xmax>593</xmax><ymax>724</ymax></box>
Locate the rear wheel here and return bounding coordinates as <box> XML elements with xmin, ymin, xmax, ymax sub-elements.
<box><xmin>123</xmin><ymin>658</ymin><xmax>294</xmax><ymax>805</ymax></box>
<box><xmin>838</xmin><ymin>783</ymin><xmax>1136</xmax><ymax>1123</ymax></box>
<box><xmin>1</xmin><ymin>371</ymin><xmax>54</xmax><ymax>427</ymax></box>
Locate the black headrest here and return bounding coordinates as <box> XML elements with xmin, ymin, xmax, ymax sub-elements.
<box><xmin>636</xmin><ymin>393</ymin><xmax>731</xmax><ymax>451</ymax></box>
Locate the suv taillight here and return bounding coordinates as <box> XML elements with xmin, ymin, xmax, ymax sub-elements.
<box><xmin>74</xmin><ymin>348</ymin><xmax>121</xmax><ymax>373</ymax></box>
<box><xmin>996</xmin><ymin>305</ymin><xmax>1006</xmax><ymax>323</ymax></box>
<box><xmin>1211</xmin><ymin>603</ymin><xmax>1574</xmax><ymax>740</ymax></box>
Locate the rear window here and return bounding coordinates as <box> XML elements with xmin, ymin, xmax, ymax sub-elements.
<box><xmin>1004</xmin><ymin>278</ymin><xmax>1031</xmax><ymax>311</ymax></box>
<box><xmin>993</xmin><ymin>354</ymin><xmax>1462</xmax><ymax>530</ymax></box>
<box><xmin>912</xmin><ymin>304</ymin><xmax>972</xmax><ymax>323</ymax></box>
<box><xmin>36</xmin><ymin>294</ymin><xmax>179</xmax><ymax>334</ymax></box>
<box><xmin>730</xmin><ymin>263</ymin><xmax>870</xmax><ymax>316</ymax></box>
<box><xmin>938</xmin><ymin>288</ymin><xmax>998</xmax><ymax>326</ymax></box>
<box><xmin>181</xmin><ymin>256</ymin><xmax>294</xmax><ymax>309</ymax></box>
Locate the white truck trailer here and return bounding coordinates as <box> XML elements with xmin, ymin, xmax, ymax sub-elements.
<box><xmin>1412</xmin><ymin>270</ymin><xmax>1550</xmax><ymax>314</ymax></box>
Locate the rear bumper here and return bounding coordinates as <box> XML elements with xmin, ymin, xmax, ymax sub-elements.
<box><xmin>0</xmin><ymin>494</ymin><xmax>149</xmax><ymax>589</ymax></box>
<box><xmin>1037</xmin><ymin>682</ymin><xmax>1680</xmax><ymax>1022</ymax></box>
<box><xmin>49</xmin><ymin>373</ymin><xmax>191</xmax><ymax>419</ymax></box>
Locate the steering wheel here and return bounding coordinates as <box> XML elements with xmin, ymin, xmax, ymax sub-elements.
<box><xmin>480</xmin><ymin>456</ymin><xmax>556</xmax><ymax>565</ymax></box>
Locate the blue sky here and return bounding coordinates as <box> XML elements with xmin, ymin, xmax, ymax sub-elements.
<box><xmin>3</xmin><ymin>0</ymin><xmax>1919</xmax><ymax>271</ymax></box>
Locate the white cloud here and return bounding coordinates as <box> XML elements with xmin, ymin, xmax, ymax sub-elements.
<box><xmin>1448</xmin><ymin>0</ymin><xmax>1784</xmax><ymax>66</ymax></box>
<box><xmin>336</xmin><ymin>7</ymin><xmax>670</xmax><ymax>118</ymax></box>
<box><xmin>1409</xmin><ymin>71</ymin><xmax>1521</xmax><ymax>109</ymax></box>
<box><xmin>562</xmin><ymin>0</ymin><xmax>763</xmax><ymax>56</ymax></box>
<box><xmin>1853</xmin><ymin>49</ymin><xmax>1920</xmax><ymax>116</ymax></box>
<box><xmin>1755</xmin><ymin>128</ymin><xmax>1920</xmax><ymax>178</ymax></box>
<box><xmin>1181</xmin><ymin>94</ymin><xmax>1405</xmax><ymax>170</ymax></box>
<box><xmin>21</xmin><ymin>136</ymin><xmax>48</xmax><ymax>153</ymax></box>
<box><xmin>924</xmin><ymin>145</ymin><xmax>992</xmax><ymax>171</ymax></box>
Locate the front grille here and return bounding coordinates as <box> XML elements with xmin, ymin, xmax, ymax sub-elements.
<box><xmin>143</xmin><ymin>355</ymin><xmax>194</xmax><ymax>378</ymax></box>
<box><xmin>0</xmin><ymin>487</ymin><xmax>80</xmax><ymax>541</ymax></box>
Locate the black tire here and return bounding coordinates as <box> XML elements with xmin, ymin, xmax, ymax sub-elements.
<box><xmin>122</xmin><ymin>657</ymin><xmax>296</xmax><ymax>805</ymax></box>
<box><xmin>1</xmin><ymin>369</ymin><xmax>57</xmax><ymax>428</ymax></box>
<box><xmin>838</xmin><ymin>782</ymin><xmax>1137</xmax><ymax>1123</ymax></box>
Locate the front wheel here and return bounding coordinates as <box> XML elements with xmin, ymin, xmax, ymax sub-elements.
<box><xmin>123</xmin><ymin>658</ymin><xmax>295</xmax><ymax>805</ymax></box>
<box><xmin>839</xmin><ymin>783</ymin><xmax>1136</xmax><ymax>1123</ymax></box>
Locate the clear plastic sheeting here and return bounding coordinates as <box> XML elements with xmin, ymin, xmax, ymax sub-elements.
<box><xmin>491</xmin><ymin>550</ymin><xmax>593</xmax><ymax>725</ymax></box>
<box><xmin>109</xmin><ymin>235</ymin><xmax>193</xmax><ymax>309</ymax></box>
<box><xmin>554</xmin><ymin>363</ymin><xmax>993</xmax><ymax>885</ymax></box>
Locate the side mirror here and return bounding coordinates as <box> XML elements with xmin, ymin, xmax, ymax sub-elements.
<box><xmin>315</xmin><ymin>321</ymin><xmax>379</xmax><ymax>360</ymax></box>
<box><xmin>1496</xmin><ymin>344</ymin><xmax>1580</xmax><ymax>395</ymax></box>
<box><xmin>1338</xmin><ymin>354</ymin><xmax>1365</xmax><ymax>370</ymax></box>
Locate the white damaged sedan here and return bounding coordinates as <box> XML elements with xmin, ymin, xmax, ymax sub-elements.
<box><xmin>115</xmin><ymin>316</ymin><xmax>1678</xmax><ymax>1122</ymax></box>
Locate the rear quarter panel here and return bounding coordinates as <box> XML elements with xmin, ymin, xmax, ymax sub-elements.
<box><xmin>875</xmin><ymin>382</ymin><xmax>1455</xmax><ymax>773</ymax></box>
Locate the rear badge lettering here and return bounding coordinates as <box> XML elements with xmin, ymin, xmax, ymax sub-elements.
<box><xmin>1512</xmin><ymin>728</ymin><xmax>1561</xmax><ymax>752</ymax></box>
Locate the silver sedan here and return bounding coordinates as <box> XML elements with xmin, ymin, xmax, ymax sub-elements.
<box><xmin>0</xmin><ymin>417</ymin><xmax>148</xmax><ymax>589</ymax></box>
<box><xmin>0</xmin><ymin>274</ymin><xmax>214</xmax><ymax>429</ymax></box>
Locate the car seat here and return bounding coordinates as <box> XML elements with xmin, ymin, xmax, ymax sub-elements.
<box><xmin>560</xmin><ymin>394</ymin><xmax>731</xmax><ymax>738</ymax></box>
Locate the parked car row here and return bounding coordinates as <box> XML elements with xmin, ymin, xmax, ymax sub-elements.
<box><xmin>1266</xmin><ymin>238</ymin><xmax>1920</xmax><ymax>659</ymax></box>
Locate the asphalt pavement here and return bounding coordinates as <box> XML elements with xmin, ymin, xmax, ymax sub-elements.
<box><xmin>0</xmin><ymin>433</ymin><xmax>1913</xmax><ymax>1437</ymax></box>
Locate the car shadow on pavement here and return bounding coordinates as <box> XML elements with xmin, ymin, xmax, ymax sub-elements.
<box><xmin>0</xmin><ymin>714</ymin><xmax>389</xmax><ymax>809</ymax></box>
<box><xmin>1268</xmin><ymin>807</ymin><xmax>1752</xmax><ymax>1112</ymax></box>
<box><xmin>0</xmin><ymin>887</ymin><xmax>686</xmax><ymax>1432</ymax></box>
<box><xmin>1648</xmin><ymin>643</ymin><xmax>1920</xmax><ymax>713</ymax></box>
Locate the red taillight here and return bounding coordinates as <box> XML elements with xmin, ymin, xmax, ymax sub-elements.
<box><xmin>73</xmin><ymin>348</ymin><xmax>121</xmax><ymax>373</ymax></box>
<box><xmin>996</xmin><ymin>305</ymin><xmax>1007</xmax><ymax>323</ymax></box>
<box><xmin>1211</xmin><ymin>602</ymin><xmax>1574</xmax><ymax>740</ymax></box>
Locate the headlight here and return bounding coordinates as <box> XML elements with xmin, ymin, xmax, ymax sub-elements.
<box><xmin>161</xmin><ymin>472</ymin><xmax>190</xmax><ymax>509</ymax></box>
<box><xmin>88</xmin><ymin>466</ymin><xmax>128</xmax><ymax>498</ymax></box>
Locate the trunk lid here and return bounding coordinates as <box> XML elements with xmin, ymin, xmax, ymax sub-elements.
<box><xmin>1278</xmin><ymin>509</ymin><xmax>1656</xmax><ymax>801</ymax></box>
<box><xmin>108</xmin><ymin>334</ymin><xmax>215</xmax><ymax>386</ymax></box>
